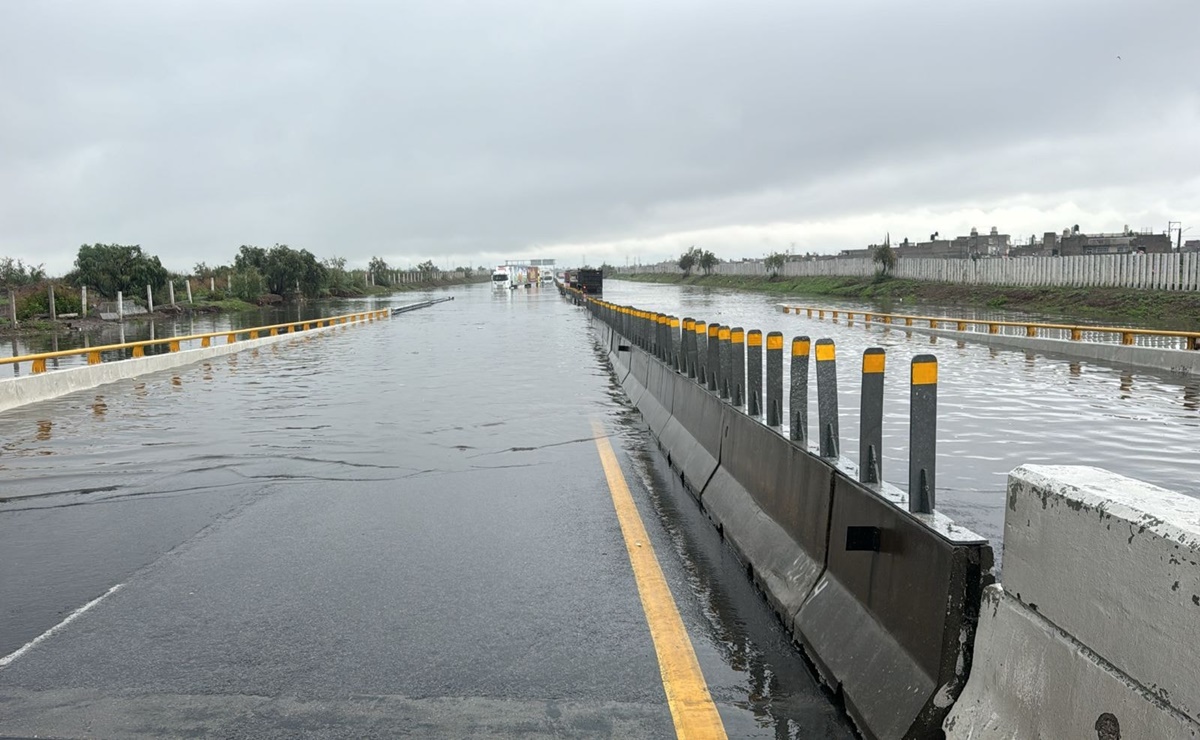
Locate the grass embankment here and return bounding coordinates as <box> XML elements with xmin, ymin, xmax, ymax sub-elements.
<box><xmin>621</xmin><ymin>273</ymin><xmax>1200</xmax><ymax>329</ymax></box>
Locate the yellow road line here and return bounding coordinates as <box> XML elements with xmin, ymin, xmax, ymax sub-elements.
<box><xmin>591</xmin><ymin>420</ymin><xmax>728</xmax><ymax>740</ymax></box>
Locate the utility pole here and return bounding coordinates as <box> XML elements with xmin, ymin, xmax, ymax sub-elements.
<box><xmin>1169</xmin><ymin>221</ymin><xmax>1181</xmax><ymax>252</ymax></box>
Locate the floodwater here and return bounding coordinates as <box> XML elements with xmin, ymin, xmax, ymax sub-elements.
<box><xmin>2</xmin><ymin>297</ymin><xmax>394</xmax><ymax>372</ymax></box>
<box><xmin>0</xmin><ymin>283</ymin><xmax>853</xmax><ymax>738</ymax></box>
<box><xmin>603</xmin><ymin>279</ymin><xmax>1200</xmax><ymax>551</ymax></box>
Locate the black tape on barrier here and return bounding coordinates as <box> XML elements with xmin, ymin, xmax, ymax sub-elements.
<box><xmin>793</xmin><ymin>473</ymin><xmax>992</xmax><ymax>739</ymax></box>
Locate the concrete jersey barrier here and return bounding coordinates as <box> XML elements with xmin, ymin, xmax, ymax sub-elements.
<box><xmin>583</xmin><ymin>296</ymin><xmax>994</xmax><ymax>740</ymax></box>
<box><xmin>945</xmin><ymin>465</ymin><xmax>1200</xmax><ymax>739</ymax></box>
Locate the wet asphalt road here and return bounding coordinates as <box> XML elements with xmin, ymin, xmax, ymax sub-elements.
<box><xmin>0</xmin><ymin>285</ymin><xmax>853</xmax><ymax>738</ymax></box>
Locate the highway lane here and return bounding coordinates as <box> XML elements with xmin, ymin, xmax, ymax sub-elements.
<box><xmin>0</xmin><ymin>285</ymin><xmax>852</xmax><ymax>738</ymax></box>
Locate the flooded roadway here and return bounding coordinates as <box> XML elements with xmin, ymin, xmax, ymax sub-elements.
<box><xmin>603</xmin><ymin>279</ymin><xmax>1200</xmax><ymax>550</ymax></box>
<box><xmin>0</xmin><ymin>284</ymin><xmax>853</xmax><ymax>738</ymax></box>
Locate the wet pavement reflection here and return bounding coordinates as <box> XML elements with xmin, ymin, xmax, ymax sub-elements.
<box><xmin>0</xmin><ymin>283</ymin><xmax>854</xmax><ymax>737</ymax></box>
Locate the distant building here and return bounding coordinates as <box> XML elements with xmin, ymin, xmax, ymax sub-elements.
<box><xmin>1181</xmin><ymin>239</ymin><xmax>1200</xmax><ymax>254</ymax></box>
<box><xmin>848</xmin><ymin>227</ymin><xmax>1010</xmax><ymax>260</ymax></box>
<box><xmin>1054</xmin><ymin>230</ymin><xmax>1171</xmax><ymax>256</ymax></box>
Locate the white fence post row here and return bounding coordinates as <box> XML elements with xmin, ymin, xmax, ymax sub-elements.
<box><xmin>627</xmin><ymin>252</ymin><xmax>1200</xmax><ymax>291</ymax></box>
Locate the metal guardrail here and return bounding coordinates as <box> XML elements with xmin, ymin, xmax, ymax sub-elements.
<box><xmin>778</xmin><ymin>304</ymin><xmax>1200</xmax><ymax>351</ymax></box>
<box><xmin>1</xmin><ymin>309</ymin><xmax>390</xmax><ymax>376</ymax></box>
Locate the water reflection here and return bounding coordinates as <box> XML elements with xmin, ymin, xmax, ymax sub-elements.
<box><xmin>92</xmin><ymin>395</ymin><xmax>107</xmax><ymax>417</ymax></box>
<box><xmin>36</xmin><ymin>420</ymin><xmax>52</xmax><ymax>441</ymax></box>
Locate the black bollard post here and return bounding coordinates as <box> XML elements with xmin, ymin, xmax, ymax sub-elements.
<box><xmin>670</xmin><ymin>316</ymin><xmax>681</xmax><ymax>371</ymax></box>
<box><xmin>766</xmin><ymin>332</ymin><xmax>783</xmax><ymax>426</ymax></box>
<box><xmin>746</xmin><ymin>330</ymin><xmax>762</xmax><ymax>417</ymax></box>
<box><xmin>909</xmin><ymin>355</ymin><xmax>938</xmax><ymax>514</ymax></box>
<box><xmin>816</xmin><ymin>338</ymin><xmax>839</xmax><ymax>458</ymax></box>
<box><xmin>790</xmin><ymin>337</ymin><xmax>810</xmax><ymax>445</ymax></box>
<box><xmin>718</xmin><ymin>326</ymin><xmax>732</xmax><ymax>400</ymax></box>
<box><xmin>859</xmin><ymin>348</ymin><xmax>885</xmax><ymax>485</ymax></box>
<box><xmin>730</xmin><ymin>327</ymin><xmax>745</xmax><ymax>407</ymax></box>
<box><xmin>707</xmin><ymin>324</ymin><xmax>720</xmax><ymax>392</ymax></box>
<box><xmin>695</xmin><ymin>321</ymin><xmax>708</xmax><ymax>386</ymax></box>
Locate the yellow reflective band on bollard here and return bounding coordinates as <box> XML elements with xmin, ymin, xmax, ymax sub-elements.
<box><xmin>270</xmin><ymin>328</ymin><xmax>278</xmax><ymax>336</ymax></box>
<box><xmin>792</xmin><ymin>338</ymin><xmax>810</xmax><ymax>356</ymax></box>
<box><xmin>684</xmin><ymin>319</ymin><xmax>695</xmax><ymax>331</ymax></box>
<box><xmin>766</xmin><ymin>334</ymin><xmax>784</xmax><ymax>350</ymax></box>
<box><xmin>748</xmin><ymin>331</ymin><xmax>762</xmax><ymax>347</ymax></box>
<box><xmin>708</xmin><ymin>324</ymin><xmax>719</xmax><ymax>338</ymax></box>
<box><xmin>670</xmin><ymin>318</ymin><xmax>680</xmax><ymax>328</ymax></box>
<box><xmin>816</xmin><ymin>342</ymin><xmax>835</xmax><ymax>362</ymax></box>
<box><xmin>912</xmin><ymin>361</ymin><xmax>937</xmax><ymax>385</ymax></box>
<box><xmin>718</xmin><ymin>327</ymin><xmax>730</xmax><ymax>341</ymax></box>
<box><xmin>731</xmin><ymin>329</ymin><xmax>744</xmax><ymax>344</ymax></box>
<box><xmin>863</xmin><ymin>352</ymin><xmax>885</xmax><ymax>374</ymax></box>
<box><xmin>694</xmin><ymin>321</ymin><xmax>706</xmax><ymax>334</ymax></box>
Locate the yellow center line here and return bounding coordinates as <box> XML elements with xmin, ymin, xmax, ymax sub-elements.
<box><xmin>591</xmin><ymin>420</ymin><xmax>728</xmax><ymax>740</ymax></box>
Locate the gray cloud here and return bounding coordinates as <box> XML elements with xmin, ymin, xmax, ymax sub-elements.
<box><xmin>2</xmin><ymin>0</ymin><xmax>1198</xmax><ymax>273</ymax></box>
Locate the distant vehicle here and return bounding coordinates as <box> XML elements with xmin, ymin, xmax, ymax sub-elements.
<box><xmin>491</xmin><ymin>269</ymin><xmax>511</xmax><ymax>291</ymax></box>
<box><xmin>540</xmin><ymin>271</ymin><xmax>554</xmax><ymax>284</ymax></box>
<box><xmin>570</xmin><ymin>268</ymin><xmax>603</xmax><ymax>295</ymax></box>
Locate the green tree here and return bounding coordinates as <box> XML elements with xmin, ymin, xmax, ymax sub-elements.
<box><xmin>0</xmin><ymin>257</ymin><xmax>47</xmax><ymax>287</ymax></box>
<box><xmin>322</xmin><ymin>256</ymin><xmax>351</xmax><ymax>295</ymax></box>
<box><xmin>698</xmin><ymin>250</ymin><xmax>718</xmax><ymax>275</ymax></box>
<box><xmin>677</xmin><ymin>246</ymin><xmax>699</xmax><ymax>276</ymax></box>
<box><xmin>261</xmin><ymin>244</ymin><xmax>325</xmax><ymax>297</ymax></box>
<box><xmin>872</xmin><ymin>235</ymin><xmax>896</xmax><ymax>276</ymax></box>
<box><xmin>231</xmin><ymin>267</ymin><xmax>265</xmax><ymax>303</ymax></box>
<box><xmin>764</xmin><ymin>251</ymin><xmax>786</xmax><ymax>277</ymax></box>
<box><xmin>70</xmin><ymin>244</ymin><xmax>169</xmax><ymax>298</ymax></box>
<box><xmin>416</xmin><ymin>260</ymin><xmax>436</xmax><ymax>274</ymax></box>
<box><xmin>368</xmin><ymin>256</ymin><xmax>392</xmax><ymax>286</ymax></box>
<box><xmin>234</xmin><ymin>245</ymin><xmax>268</xmax><ymax>273</ymax></box>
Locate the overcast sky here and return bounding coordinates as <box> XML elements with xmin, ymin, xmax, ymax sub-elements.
<box><xmin>3</xmin><ymin>0</ymin><xmax>1198</xmax><ymax>275</ymax></box>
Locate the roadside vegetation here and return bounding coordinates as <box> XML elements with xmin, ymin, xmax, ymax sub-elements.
<box><xmin>1</xmin><ymin>245</ymin><xmax>486</xmax><ymax>332</ymax></box>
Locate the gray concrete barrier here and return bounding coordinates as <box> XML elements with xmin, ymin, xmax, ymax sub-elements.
<box><xmin>799</xmin><ymin>473</ymin><xmax>991</xmax><ymax>739</ymax></box>
<box><xmin>701</xmin><ymin>406</ymin><xmax>834</xmax><ymax>628</ymax></box>
<box><xmin>0</xmin><ymin>322</ymin><xmax>351</xmax><ymax>414</ymax></box>
<box><xmin>655</xmin><ymin>358</ymin><xmax>723</xmax><ymax>495</ymax></box>
<box><xmin>945</xmin><ymin>465</ymin><xmax>1200</xmax><ymax>739</ymax></box>
<box><xmin>583</xmin><ymin>296</ymin><xmax>994</xmax><ymax>740</ymax></box>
